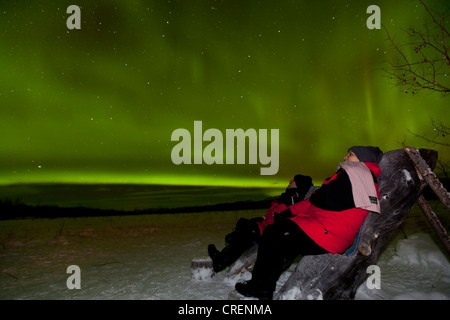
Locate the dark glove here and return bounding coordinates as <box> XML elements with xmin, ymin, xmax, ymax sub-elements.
<box><xmin>277</xmin><ymin>189</ymin><xmax>298</xmax><ymax>206</ymax></box>
<box><xmin>274</xmin><ymin>209</ymin><xmax>294</xmax><ymax>224</ymax></box>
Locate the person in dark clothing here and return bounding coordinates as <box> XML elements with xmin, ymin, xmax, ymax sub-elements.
<box><xmin>235</xmin><ymin>146</ymin><xmax>383</xmax><ymax>300</ymax></box>
<box><xmin>207</xmin><ymin>174</ymin><xmax>313</xmax><ymax>273</ymax></box>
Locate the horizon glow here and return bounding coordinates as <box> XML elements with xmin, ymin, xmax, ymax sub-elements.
<box><xmin>1</xmin><ymin>0</ymin><xmax>449</xmax><ymax>192</ymax></box>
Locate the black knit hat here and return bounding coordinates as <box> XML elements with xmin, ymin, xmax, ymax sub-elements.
<box><xmin>348</xmin><ymin>146</ymin><xmax>383</xmax><ymax>163</ymax></box>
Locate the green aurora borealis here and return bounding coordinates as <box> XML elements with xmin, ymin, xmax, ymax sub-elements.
<box><xmin>1</xmin><ymin>1</ymin><xmax>449</xmax><ymax>200</ymax></box>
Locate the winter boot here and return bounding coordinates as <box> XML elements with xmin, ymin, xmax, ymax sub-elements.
<box><xmin>207</xmin><ymin>244</ymin><xmax>228</xmax><ymax>272</ymax></box>
<box><xmin>208</xmin><ymin>241</ymin><xmax>253</xmax><ymax>273</ymax></box>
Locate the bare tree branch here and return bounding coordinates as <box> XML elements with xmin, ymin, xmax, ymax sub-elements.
<box><xmin>407</xmin><ymin>117</ymin><xmax>450</xmax><ymax>147</ymax></box>
<box><xmin>383</xmin><ymin>1</ymin><xmax>450</xmax><ymax>95</ymax></box>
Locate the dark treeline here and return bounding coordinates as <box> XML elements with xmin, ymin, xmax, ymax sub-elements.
<box><xmin>1</xmin><ymin>178</ymin><xmax>446</xmax><ymax>220</ymax></box>
<box><xmin>0</xmin><ymin>197</ymin><xmax>275</xmax><ymax>220</ymax></box>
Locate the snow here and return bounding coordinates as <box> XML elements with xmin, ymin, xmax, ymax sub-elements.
<box><xmin>355</xmin><ymin>233</ymin><xmax>450</xmax><ymax>300</ymax></box>
<box><xmin>1</xmin><ymin>208</ymin><xmax>449</xmax><ymax>300</ymax></box>
<box><xmin>402</xmin><ymin>169</ymin><xmax>413</xmax><ymax>182</ymax></box>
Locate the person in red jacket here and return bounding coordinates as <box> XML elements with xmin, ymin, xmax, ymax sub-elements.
<box><xmin>207</xmin><ymin>174</ymin><xmax>313</xmax><ymax>272</ymax></box>
<box><xmin>235</xmin><ymin>146</ymin><xmax>383</xmax><ymax>300</ymax></box>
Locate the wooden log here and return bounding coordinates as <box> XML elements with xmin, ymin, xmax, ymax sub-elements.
<box><xmin>403</xmin><ymin>147</ymin><xmax>450</xmax><ymax>255</ymax></box>
<box><xmin>416</xmin><ymin>194</ymin><xmax>450</xmax><ymax>256</ymax></box>
<box><xmin>275</xmin><ymin>253</ymin><xmax>353</xmax><ymax>300</ymax></box>
<box><xmin>273</xmin><ymin>148</ymin><xmax>438</xmax><ymax>300</ymax></box>
<box><xmin>225</xmin><ymin>244</ymin><xmax>259</xmax><ymax>277</ymax></box>
<box><xmin>404</xmin><ymin>147</ymin><xmax>450</xmax><ymax>209</ymax></box>
<box><xmin>190</xmin><ymin>258</ymin><xmax>215</xmax><ymax>281</ymax></box>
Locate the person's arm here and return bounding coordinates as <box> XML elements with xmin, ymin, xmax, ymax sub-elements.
<box><xmin>309</xmin><ymin>169</ymin><xmax>355</xmax><ymax>211</ymax></box>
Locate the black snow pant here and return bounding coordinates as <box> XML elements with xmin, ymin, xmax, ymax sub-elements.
<box><xmin>250</xmin><ymin>218</ymin><xmax>329</xmax><ymax>290</ymax></box>
<box><xmin>218</xmin><ymin>217</ymin><xmax>262</xmax><ymax>266</ymax></box>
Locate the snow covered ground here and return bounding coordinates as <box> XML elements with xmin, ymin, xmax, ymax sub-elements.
<box><xmin>1</xmin><ymin>207</ymin><xmax>449</xmax><ymax>300</ymax></box>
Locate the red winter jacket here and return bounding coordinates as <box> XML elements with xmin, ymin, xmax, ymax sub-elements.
<box><xmin>256</xmin><ymin>201</ymin><xmax>289</xmax><ymax>235</ymax></box>
<box><xmin>288</xmin><ymin>162</ymin><xmax>381</xmax><ymax>254</ymax></box>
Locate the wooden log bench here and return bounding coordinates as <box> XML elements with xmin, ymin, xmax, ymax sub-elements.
<box><xmin>224</xmin><ymin>148</ymin><xmax>441</xmax><ymax>300</ymax></box>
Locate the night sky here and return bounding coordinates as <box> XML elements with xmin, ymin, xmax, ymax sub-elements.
<box><xmin>1</xmin><ymin>1</ymin><xmax>449</xmax><ymax>208</ymax></box>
